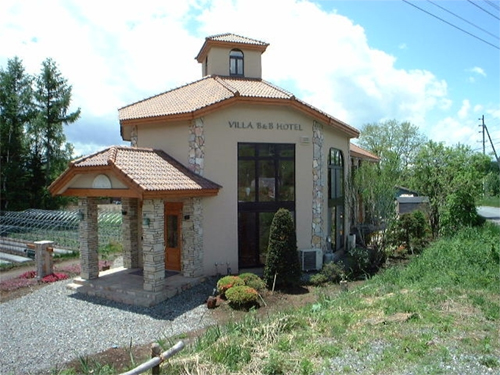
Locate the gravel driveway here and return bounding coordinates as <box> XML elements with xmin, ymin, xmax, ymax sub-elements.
<box><xmin>0</xmin><ymin>278</ymin><xmax>216</xmax><ymax>375</ymax></box>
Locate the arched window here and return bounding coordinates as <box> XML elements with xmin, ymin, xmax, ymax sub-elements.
<box><xmin>229</xmin><ymin>49</ymin><xmax>244</xmax><ymax>76</ymax></box>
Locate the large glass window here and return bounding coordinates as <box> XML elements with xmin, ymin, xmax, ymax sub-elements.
<box><xmin>238</xmin><ymin>143</ymin><xmax>295</xmax><ymax>267</ymax></box>
<box><xmin>328</xmin><ymin>148</ymin><xmax>344</xmax><ymax>199</ymax></box>
<box><xmin>229</xmin><ymin>49</ymin><xmax>244</xmax><ymax>76</ymax></box>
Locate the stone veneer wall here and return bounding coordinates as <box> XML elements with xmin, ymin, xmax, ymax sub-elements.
<box><xmin>189</xmin><ymin>117</ymin><xmax>205</xmax><ymax>176</ymax></box>
<box><xmin>122</xmin><ymin>197</ymin><xmax>140</xmax><ymax>268</ymax></box>
<box><xmin>311</xmin><ymin>121</ymin><xmax>325</xmax><ymax>250</ymax></box>
<box><xmin>181</xmin><ymin>197</ymin><xmax>204</xmax><ymax>277</ymax></box>
<box><xmin>79</xmin><ymin>197</ymin><xmax>99</xmax><ymax>279</ymax></box>
<box><xmin>185</xmin><ymin>117</ymin><xmax>206</xmax><ymax>277</ymax></box>
<box><xmin>130</xmin><ymin>126</ymin><xmax>138</xmax><ymax>147</ymax></box>
<box><xmin>142</xmin><ymin>199</ymin><xmax>165</xmax><ymax>292</ymax></box>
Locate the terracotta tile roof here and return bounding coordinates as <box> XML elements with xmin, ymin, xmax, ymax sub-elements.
<box><xmin>69</xmin><ymin>146</ymin><xmax>222</xmax><ymax>193</ymax></box>
<box><xmin>119</xmin><ymin>77</ymin><xmax>235</xmax><ymax>121</ymax></box>
<box><xmin>350</xmin><ymin>143</ymin><xmax>380</xmax><ymax>162</ymax></box>
<box><xmin>119</xmin><ymin>76</ymin><xmax>359</xmax><ymax>137</ymax></box>
<box><xmin>205</xmin><ymin>33</ymin><xmax>268</xmax><ymax>46</ymax></box>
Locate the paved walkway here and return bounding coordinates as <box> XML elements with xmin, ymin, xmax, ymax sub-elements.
<box><xmin>477</xmin><ymin>206</ymin><xmax>500</xmax><ymax>226</ymax></box>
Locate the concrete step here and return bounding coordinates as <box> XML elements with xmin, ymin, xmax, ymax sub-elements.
<box><xmin>0</xmin><ymin>259</ymin><xmax>11</xmax><ymax>265</ymax></box>
<box><xmin>0</xmin><ymin>252</ymin><xmax>32</xmax><ymax>263</ymax></box>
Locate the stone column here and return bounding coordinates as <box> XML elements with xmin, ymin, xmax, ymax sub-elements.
<box><xmin>188</xmin><ymin>117</ymin><xmax>205</xmax><ymax>176</ymax></box>
<box><xmin>312</xmin><ymin>121</ymin><xmax>325</xmax><ymax>250</ymax></box>
<box><xmin>79</xmin><ymin>197</ymin><xmax>99</xmax><ymax>279</ymax></box>
<box><xmin>122</xmin><ymin>197</ymin><xmax>139</xmax><ymax>268</ymax></box>
<box><xmin>130</xmin><ymin>126</ymin><xmax>138</xmax><ymax>147</ymax></box>
<box><xmin>35</xmin><ymin>240</ymin><xmax>54</xmax><ymax>280</ymax></box>
<box><xmin>181</xmin><ymin>198</ymin><xmax>204</xmax><ymax>277</ymax></box>
<box><xmin>142</xmin><ymin>199</ymin><xmax>165</xmax><ymax>292</ymax></box>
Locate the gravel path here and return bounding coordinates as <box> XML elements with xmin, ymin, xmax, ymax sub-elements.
<box><xmin>0</xmin><ymin>278</ymin><xmax>217</xmax><ymax>375</ymax></box>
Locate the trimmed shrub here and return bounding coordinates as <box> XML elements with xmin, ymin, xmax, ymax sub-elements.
<box><xmin>387</xmin><ymin>210</ymin><xmax>431</xmax><ymax>255</ymax></box>
<box><xmin>216</xmin><ymin>275</ymin><xmax>244</xmax><ymax>297</ymax></box>
<box><xmin>225</xmin><ymin>285</ymin><xmax>259</xmax><ymax>310</ymax></box>
<box><xmin>310</xmin><ymin>262</ymin><xmax>345</xmax><ymax>285</ymax></box>
<box><xmin>264</xmin><ymin>208</ymin><xmax>302</xmax><ymax>288</ymax></box>
<box><xmin>239</xmin><ymin>272</ymin><xmax>266</xmax><ymax>291</ymax></box>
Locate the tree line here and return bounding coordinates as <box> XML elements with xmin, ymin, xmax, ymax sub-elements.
<box><xmin>353</xmin><ymin>119</ymin><xmax>498</xmax><ymax>241</ymax></box>
<box><xmin>0</xmin><ymin>57</ymin><xmax>80</xmax><ymax>211</ymax></box>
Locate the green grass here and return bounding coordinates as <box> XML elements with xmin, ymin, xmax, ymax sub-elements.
<box><xmin>50</xmin><ymin>223</ymin><xmax>500</xmax><ymax>374</ymax></box>
<box><xmin>479</xmin><ymin>195</ymin><xmax>500</xmax><ymax>207</ymax></box>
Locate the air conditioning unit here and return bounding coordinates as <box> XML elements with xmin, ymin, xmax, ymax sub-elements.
<box><xmin>299</xmin><ymin>249</ymin><xmax>323</xmax><ymax>271</ymax></box>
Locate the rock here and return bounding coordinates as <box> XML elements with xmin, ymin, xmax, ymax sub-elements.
<box><xmin>207</xmin><ymin>296</ymin><xmax>217</xmax><ymax>309</ymax></box>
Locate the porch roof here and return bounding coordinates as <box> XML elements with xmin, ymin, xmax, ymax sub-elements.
<box><xmin>49</xmin><ymin>146</ymin><xmax>222</xmax><ymax>199</ymax></box>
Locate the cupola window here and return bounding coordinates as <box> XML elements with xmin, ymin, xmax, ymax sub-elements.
<box><xmin>229</xmin><ymin>49</ymin><xmax>244</xmax><ymax>76</ymax></box>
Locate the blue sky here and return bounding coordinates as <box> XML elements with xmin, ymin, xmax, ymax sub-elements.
<box><xmin>1</xmin><ymin>0</ymin><xmax>499</xmax><ymax>158</ymax></box>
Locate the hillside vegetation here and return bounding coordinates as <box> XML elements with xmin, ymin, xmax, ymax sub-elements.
<box><xmin>163</xmin><ymin>224</ymin><xmax>499</xmax><ymax>374</ymax></box>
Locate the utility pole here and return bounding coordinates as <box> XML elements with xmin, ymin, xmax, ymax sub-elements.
<box><xmin>479</xmin><ymin>115</ymin><xmax>500</xmax><ymax>170</ymax></box>
<box><xmin>481</xmin><ymin>115</ymin><xmax>486</xmax><ymax>155</ymax></box>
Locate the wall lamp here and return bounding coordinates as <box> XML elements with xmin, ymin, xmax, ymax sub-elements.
<box><xmin>142</xmin><ymin>215</ymin><xmax>150</xmax><ymax>226</ymax></box>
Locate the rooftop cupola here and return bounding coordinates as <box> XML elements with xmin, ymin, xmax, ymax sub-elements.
<box><xmin>195</xmin><ymin>33</ymin><xmax>269</xmax><ymax>79</ymax></box>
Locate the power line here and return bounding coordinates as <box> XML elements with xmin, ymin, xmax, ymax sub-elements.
<box><xmin>402</xmin><ymin>0</ymin><xmax>500</xmax><ymax>50</ymax></box>
<box><xmin>427</xmin><ymin>0</ymin><xmax>499</xmax><ymax>40</ymax></box>
<box><xmin>467</xmin><ymin>0</ymin><xmax>500</xmax><ymax>20</ymax></box>
<box><xmin>484</xmin><ymin>0</ymin><xmax>500</xmax><ymax>11</ymax></box>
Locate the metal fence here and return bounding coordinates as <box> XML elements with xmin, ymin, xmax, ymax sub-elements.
<box><xmin>0</xmin><ymin>207</ymin><xmax>122</xmax><ymax>251</ymax></box>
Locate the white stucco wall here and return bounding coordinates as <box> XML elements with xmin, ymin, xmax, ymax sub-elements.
<box><xmin>133</xmin><ymin>102</ymin><xmax>352</xmax><ymax>275</ymax></box>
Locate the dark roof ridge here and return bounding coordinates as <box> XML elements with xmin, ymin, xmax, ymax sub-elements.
<box><xmin>214</xmin><ymin>76</ymin><xmax>240</xmax><ymax>96</ymax></box>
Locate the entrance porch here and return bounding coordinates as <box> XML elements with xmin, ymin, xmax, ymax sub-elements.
<box><xmin>48</xmin><ymin>146</ymin><xmax>222</xmax><ymax>307</ymax></box>
<box><xmin>67</xmin><ymin>266</ymin><xmax>207</xmax><ymax>307</ymax></box>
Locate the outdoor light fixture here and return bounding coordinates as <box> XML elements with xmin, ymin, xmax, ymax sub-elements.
<box><xmin>77</xmin><ymin>210</ymin><xmax>84</xmax><ymax>221</ymax></box>
<box><xmin>121</xmin><ymin>210</ymin><xmax>128</xmax><ymax>216</ymax></box>
<box><xmin>142</xmin><ymin>215</ymin><xmax>150</xmax><ymax>226</ymax></box>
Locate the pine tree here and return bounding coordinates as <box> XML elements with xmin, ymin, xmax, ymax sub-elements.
<box><xmin>29</xmin><ymin>58</ymin><xmax>80</xmax><ymax>208</ymax></box>
<box><xmin>0</xmin><ymin>57</ymin><xmax>34</xmax><ymax>210</ymax></box>
<box><xmin>263</xmin><ymin>208</ymin><xmax>302</xmax><ymax>288</ymax></box>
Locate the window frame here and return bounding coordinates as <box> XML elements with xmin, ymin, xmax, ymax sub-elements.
<box><xmin>229</xmin><ymin>49</ymin><xmax>244</xmax><ymax>76</ymax></box>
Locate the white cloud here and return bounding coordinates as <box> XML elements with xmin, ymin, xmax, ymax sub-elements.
<box><xmin>469</xmin><ymin>66</ymin><xmax>486</xmax><ymax>77</ymax></box>
<box><xmin>458</xmin><ymin>99</ymin><xmax>471</xmax><ymax>119</ymax></box>
<box><xmin>398</xmin><ymin>43</ymin><xmax>407</xmax><ymax>50</ymax></box>
<box><xmin>1</xmin><ymin>0</ymin><xmax>484</xmax><ymax>156</ymax></box>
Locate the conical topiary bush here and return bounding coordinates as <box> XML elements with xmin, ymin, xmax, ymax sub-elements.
<box><xmin>263</xmin><ymin>208</ymin><xmax>302</xmax><ymax>288</ymax></box>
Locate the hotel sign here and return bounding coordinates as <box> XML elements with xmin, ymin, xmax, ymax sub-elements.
<box><xmin>228</xmin><ymin>121</ymin><xmax>303</xmax><ymax>131</ymax></box>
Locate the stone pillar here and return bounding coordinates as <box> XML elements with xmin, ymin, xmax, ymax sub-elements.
<box><xmin>142</xmin><ymin>199</ymin><xmax>165</xmax><ymax>292</ymax></box>
<box><xmin>130</xmin><ymin>125</ymin><xmax>138</xmax><ymax>147</ymax></box>
<box><xmin>122</xmin><ymin>197</ymin><xmax>139</xmax><ymax>268</ymax></box>
<box><xmin>79</xmin><ymin>197</ymin><xmax>99</xmax><ymax>279</ymax></box>
<box><xmin>188</xmin><ymin>117</ymin><xmax>205</xmax><ymax>176</ymax></box>
<box><xmin>182</xmin><ymin>198</ymin><xmax>204</xmax><ymax>277</ymax></box>
<box><xmin>312</xmin><ymin>121</ymin><xmax>325</xmax><ymax>250</ymax></box>
<box><xmin>35</xmin><ymin>240</ymin><xmax>54</xmax><ymax>280</ymax></box>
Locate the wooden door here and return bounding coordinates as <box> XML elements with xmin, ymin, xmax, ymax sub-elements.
<box><xmin>165</xmin><ymin>202</ymin><xmax>182</xmax><ymax>271</ymax></box>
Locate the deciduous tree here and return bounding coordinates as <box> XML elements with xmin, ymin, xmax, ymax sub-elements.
<box><xmin>358</xmin><ymin>119</ymin><xmax>426</xmax><ymax>182</ymax></box>
<box><xmin>410</xmin><ymin>141</ymin><xmax>490</xmax><ymax>236</ymax></box>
